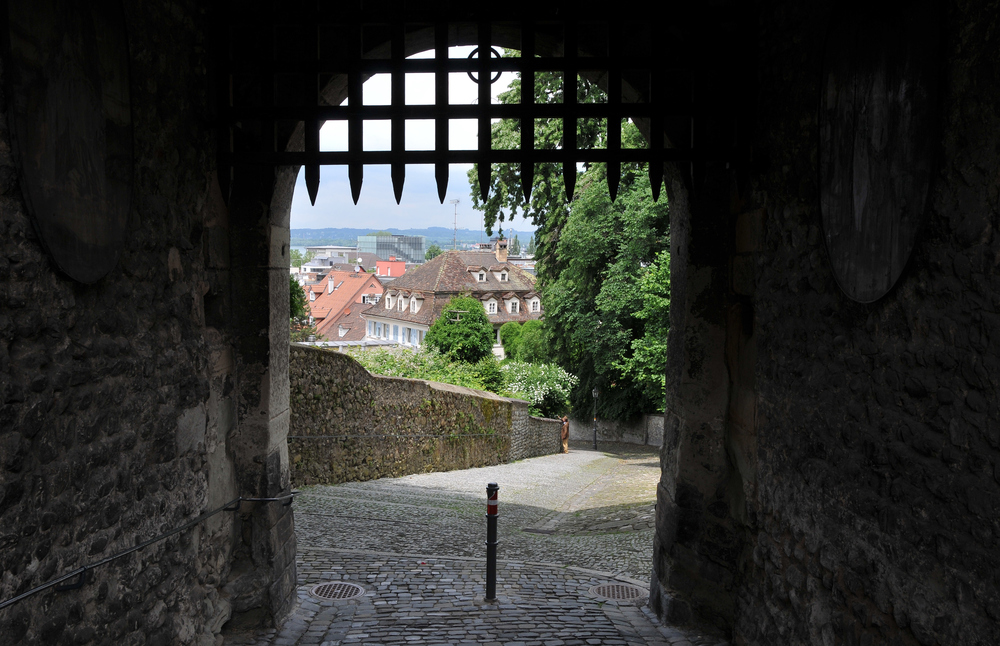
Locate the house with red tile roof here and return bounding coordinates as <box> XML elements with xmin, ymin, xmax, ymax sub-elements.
<box><xmin>360</xmin><ymin>239</ymin><xmax>542</xmax><ymax>358</ymax></box>
<box><xmin>305</xmin><ymin>270</ymin><xmax>385</xmax><ymax>341</ymax></box>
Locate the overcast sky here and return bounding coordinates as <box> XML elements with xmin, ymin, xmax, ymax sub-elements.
<box><xmin>289</xmin><ymin>47</ymin><xmax>519</xmax><ymax>232</ymax></box>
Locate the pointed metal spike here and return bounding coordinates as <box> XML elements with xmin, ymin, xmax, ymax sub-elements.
<box><xmin>436</xmin><ymin>163</ymin><xmax>448</xmax><ymax>204</ymax></box>
<box><xmin>563</xmin><ymin>161</ymin><xmax>576</xmax><ymax>201</ymax></box>
<box><xmin>392</xmin><ymin>164</ymin><xmax>404</xmax><ymax>205</ymax></box>
<box><xmin>306</xmin><ymin>165</ymin><xmax>320</xmax><ymax>206</ymax></box>
<box><xmin>350</xmin><ymin>163</ymin><xmax>363</xmax><ymax>205</ymax></box>
<box><xmin>520</xmin><ymin>161</ymin><xmax>533</xmax><ymax>203</ymax></box>
<box><xmin>649</xmin><ymin>162</ymin><xmax>662</xmax><ymax>202</ymax></box>
<box><xmin>608</xmin><ymin>161</ymin><xmax>620</xmax><ymax>202</ymax></box>
<box><xmin>478</xmin><ymin>162</ymin><xmax>491</xmax><ymax>202</ymax></box>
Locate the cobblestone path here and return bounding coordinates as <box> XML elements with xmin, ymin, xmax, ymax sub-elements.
<box><xmin>224</xmin><ymin>443</ymin><xmax>729</xmax><ymax>646</ymax></box>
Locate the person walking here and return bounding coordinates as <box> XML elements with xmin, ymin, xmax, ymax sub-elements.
<box><xmin>560</xmin><ymin>416</ymin><xmax>570</xmax><ymax>453</ymax></box>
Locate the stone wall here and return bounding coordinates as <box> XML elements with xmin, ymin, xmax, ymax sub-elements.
<box><xmin>569</xmin><ymin>415</ymin><xmax>665</xmax><ymax>447</ymax></box>
<box><xmin>288</xmin><ymin>345</ymin><xmax>560</xmax><ymax>485</ymax></box>
<box><xmin>731</xmin><ymin>3</ymin><xmax>1000</xmax><ymax>644</ymax></box>
<box><xmin>0</xmin><ymin>3</ymin><xmax>247</xmax><ymax>644</ymax></box>
<box><xmin>651</xmin><ymin>2</ymin><xmax>1000</xmax><ymax>645</ymax></box>
<box><xmin>522</xmin><ymin>415</ymin><xmax>564</xmax><ymax>459</ymax></box>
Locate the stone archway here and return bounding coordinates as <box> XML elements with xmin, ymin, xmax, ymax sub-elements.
<box><xmin>220</xmin><ymin>3</ymin><xmax>750</xmax><ymax>634</ymax></box>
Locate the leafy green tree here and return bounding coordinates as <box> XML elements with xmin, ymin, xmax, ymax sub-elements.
<box><xmin>424</xmin><ymin>296</ymin><xmax>495</xmax><ymax>363</ymax></box>
<box><xmin>510</xmin><ymin>235</ymin><xmax>521</xmax><ymax>256</ymax></box>
<box><xmin>515</xmin><ymin>320</ymin><xmax>549</xmax><ymax>363</ymax></box>
<box><xmin>425</xmin><ymin>244</ymin><xmax>443</xmax><ymax>261</ymax></box>
<box><xmin>468</xmin><ymin>56</ymin><xmax>669</xmax><ymax>420</ymax></box>
<box><xmin>290</xmin><ymin>275</ymin><xmax>308</xmax><ymax>322</ymax></box>
<box><xmin>290</xmin><ymin>249</ymin><xmax>316</xmax><ymax>267</ymax></box>
<box><xmin>290</xmin><ymin>323</ymin><xmax>319</xmax><ymax>342</ymax></box>
<box><xmin>498</xmin><ymin>321</ymin><xmax>522</xmax><ymax>359</ymax></box>
<box><xmin>544</xmin><ymin>163</ymin><xmax>669</xmax><ymax>420</ymax></box>
<box><xmin>525</xmin><ymin>235</ymin><xmax>536</xmax><ymax>256</ymax></box>
<box><xmin>616</xmin><ymin>249</ymin><xmax>670</xmax><ymax>407</ymax></box>
<box><xmin>468</xmin><ymin>57</ymin><xmax>607</xmax><ymax>285</ymax></box>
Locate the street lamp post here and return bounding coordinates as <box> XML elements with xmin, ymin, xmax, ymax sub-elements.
<box><xmin>591</xmin><ymin>387</ymin><xmax>599</xmax><ymax>450</ymax></box>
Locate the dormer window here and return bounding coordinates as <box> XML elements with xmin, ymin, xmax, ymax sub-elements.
<box><xmin>398</xmin><ymin>298</ymin><xmax>405</xmax><ymax>312</ymax></box>
<box><xmin>411</xmin><ymin>299</ymin><xmax>420</xmax><ymax>313</ymax></box>
<box><xmin>385</xmin><ymin>296</ymin><xmax>394</xmax><ymax>309</ymax></box>
<box><xmin>487</xmin><ymin>301</ymin><xmax>496</xmax><ymax>314</ymax></box>
<box><xmin>478</xmin><ymin>272</ymin><xmax>486</xmax><ymax>282</ymax></box>
<box><xmin>500</xmin><ymin>271</ymin><xmax>508</xmax><ymax>282</ymax></box>
<box><xmin>509</xmin><ymin>300</ymin><xmax>519</xmax><ymax>314</ymax></box>
<box><xmin>531</xmin><ymin>299</ymin><xmax>540</xmax><ymax>312</ymax></box>
<box><xmin>309</xmin><ymin>291</ymin><xmax>316</xmax><ymax>301</ymax></box>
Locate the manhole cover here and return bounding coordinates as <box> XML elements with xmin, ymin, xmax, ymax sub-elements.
<box><xmin>310</xmin><ymin>582</ymin><xmax>366</xmax><ymax>601</ymax></box>
<box><xmin>589</xmin><ymin>583</ymin><xmax>646</xmax><ymax>601</ymax></box>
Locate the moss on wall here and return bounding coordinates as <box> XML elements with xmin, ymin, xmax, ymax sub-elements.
<box><xmin>288</xmin><ymin>345</ymin><xmax>557</xmax><ymax>485</ymax></box>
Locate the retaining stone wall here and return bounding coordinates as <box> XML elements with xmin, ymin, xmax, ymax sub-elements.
<box><xmin>522</xmin><ymin>415</ymin><xmax>564</xmax><ymax>458</ymax></box>
<box><xmin>288</xmin><ymin>345</ymin><xmax>560</xmax><ymax>484</ymax></box>
<box><xmin>569</xmin><ymin>415</ymin><xmax>665</xmax><ymax>447</ymax></box>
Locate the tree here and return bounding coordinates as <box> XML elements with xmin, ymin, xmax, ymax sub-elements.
<box><xmin>543</xmin><ymin>162</ymin><xmax>669</xmax><ymax>420</ymax></box>
<box><xmin>617</xmin><ymin>249</ymin><xmax>670</xmax><ymax>407</ymax></box>
<box><xmin>424</xmin><ymin>296</ymin><xmax>495</xmax><ymax>363</ymax></box>
<box><xmin>425</xmin><ymin>244</ymin><xmax>443</xmax><ymax>261</ymax></box>
<box><xmin>468</xmin><ymin>57</ymin><xmax>607</xmax><ymax>285</ymax></box>
<box><xmin>498</xmin><ymin>321</ymin><xmax>522</xmax><ymax>359</ymax></box>
<box><xmin>515</xmin><ymin>320</ymin><xmax>548</xmax><ymax>363</ymax></box>
<box><xmin>290</xmin><ymin>249</ymin><xmax>316</xmax><ymax>267</ymax></box>
<box><xmin>290</xmin><ymin>275</ymin><xmax>308</xmax><ymax>322</ymax></box>
<box><xmin>525</xmin><ymin>235</ymin><xmax>536</xmax><ymax>257</ymax></box>
<box><xmin>510</xmin><ymin>235</ymin><xmax>521</xmax><ymax>256</ymax></box>
<box><xmin>467</xmin><ymin>56</ymin><xmax>670</xmax><ymax>420</ymax></box>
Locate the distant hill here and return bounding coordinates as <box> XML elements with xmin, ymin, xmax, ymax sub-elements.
<box><xmin>290</xmin><ymin>226</ymin><xmax>536</xmax><ymax>248</ymax></box>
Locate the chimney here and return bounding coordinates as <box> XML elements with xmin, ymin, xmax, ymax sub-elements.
<box><xmin>494</xmin><ymin>238</ymin><xmax>508</xmax><ymax>263</ymax></box>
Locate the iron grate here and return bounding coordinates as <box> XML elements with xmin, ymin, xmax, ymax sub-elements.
<box><xmin>589</xmin><ymin>583</ymin><xmax>646</xmax><ymax>601</ymax></box>
<box><xmin>310</xmin><ymin>581</ymin><xmax>366</xmax><ymax>601</ymax></box>
<box><xmin>216</xmin><ymin>10</ymin><xmax>739</xmax><ymax>208</ymax></box>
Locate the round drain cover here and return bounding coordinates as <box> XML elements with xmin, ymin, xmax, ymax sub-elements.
<box><xmin>310</xmin><ymin>582</ymin><xmax>366</xmax><ymax>601</ymax></box>
<box><xmin>589</xmin><ymin>583</ymin><xmax>646</xmax><ymax>601</ymax></box>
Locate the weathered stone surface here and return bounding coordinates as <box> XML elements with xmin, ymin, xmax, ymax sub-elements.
<box><xmin>287</xmin><ymin>345</ymin><xmax>561</xmax><ymax>485</ymax></box>
<box><xmin>0</xmin><ymin>2</ymin><xmax>280</xmax><ymax>643</ymax></box>
<box><xmin>652</xmin><ymin>2</ymin><xmax>1000</xmax><ymax>645</ymax></box>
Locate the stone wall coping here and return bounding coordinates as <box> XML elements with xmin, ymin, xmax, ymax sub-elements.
<box><xmin>291</xmin><ymin>344</ymin><xmax>530</xmax><ymax>406</ymax></box>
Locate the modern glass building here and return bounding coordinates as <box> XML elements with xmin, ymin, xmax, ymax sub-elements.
<box><xmin>357</xmin><ymin>234</ymin><xmax>426</xmax><ymax>263</ymax></box>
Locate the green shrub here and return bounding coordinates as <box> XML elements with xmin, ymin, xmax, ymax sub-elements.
<box><xmin>424</xmin><ymin>296</ymin><xmax>495</xmax><ymax>363</ymax></box>
<box><xmin>498</xmin><ymin>321</ymin><xmax>522</xmax><ymax>359</ymax></box>
<box><xmin>474</xmin><ymin>355</ymin><xmax>504</xmax><ymax>393</ymax></box>
<box><xmin>348</xmin><ymin>347</ymin><xmax>485</xmax><ymax>389</ymax></box>
<box><xmin>516</xmin><ymin>320</ymin><xmax>548</xmax><ymax>363</ymax></box>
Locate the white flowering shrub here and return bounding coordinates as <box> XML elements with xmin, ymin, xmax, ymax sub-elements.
<box><xmin>500</xmin><ymin>360</ymin><xmax>578</xmax><ymax>418</ymax></box>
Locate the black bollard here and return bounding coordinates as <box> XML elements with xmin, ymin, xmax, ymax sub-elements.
<box><xmin>485</xmin><ymin>482</ymin><xmax>498</xmax><ymax>600</ymax></box>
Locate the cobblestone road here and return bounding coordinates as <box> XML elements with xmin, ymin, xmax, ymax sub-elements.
<box><xmin>224</xmin><ymin>443</ymin><xmax>729</xmax><ymax>646</ymax></box>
